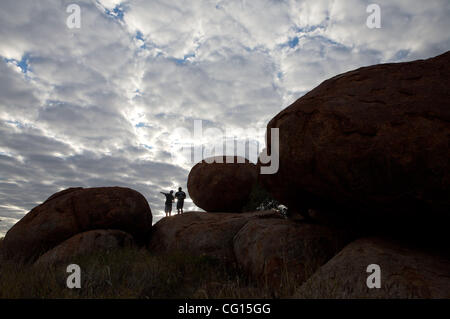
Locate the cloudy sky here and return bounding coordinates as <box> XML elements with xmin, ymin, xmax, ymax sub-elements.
<box><xmin>0</xmin><ymin>0</ymin><xmax>449</xmax><ymax>236</ymax></box>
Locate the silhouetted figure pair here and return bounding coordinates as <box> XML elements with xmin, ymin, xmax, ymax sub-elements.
<box><xmin>161</xmin><ymin>187</ymin><xmax>186</xmax><ymax>217</ymax></box>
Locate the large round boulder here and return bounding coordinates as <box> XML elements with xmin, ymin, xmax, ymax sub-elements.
<box><xmin>35</xmin><ymin>229</ymin><xmax>134</xmax><ymax>266</ymax></box>
<box><xmin>261</xmin><ymin>51</ymin><xmax>450</xmax><ymax>220</ymax></box>
<box><xmin>187</xmin><ymin>156</ymin><xmax>258</xmax><ymax>212</ymax></box>
<box><xmin>2</xmin><ymin>187</ymin><xmax>152</xmax><ymax>263</ymax></box>
<box><xmin>294</xmin><ymin>237</ymin><xmax>450</xmax><ymax>298</ymax></box>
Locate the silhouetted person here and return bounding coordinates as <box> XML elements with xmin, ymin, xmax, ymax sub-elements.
<box><xmin>175</xmin><ymin>187</ymin><xmax>187</xmax><ymax>214</ymax></box>
<box><xmin>160</xmin><ymin>190</ymin><xmax>175</xmax><ymax>217</ymax></box>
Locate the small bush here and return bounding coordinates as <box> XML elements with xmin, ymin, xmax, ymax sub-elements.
<box><xmin>242</xmin><ymin>183</ymin><xmax>280</xmax><ymax>212</ymax></box>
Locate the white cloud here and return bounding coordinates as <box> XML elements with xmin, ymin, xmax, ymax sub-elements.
<box><xmin>0</xmin><ymin>0</ymin><xmax>449</xmax><ymax>236</ymax></box>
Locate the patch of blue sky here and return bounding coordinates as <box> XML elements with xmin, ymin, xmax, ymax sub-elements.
<box><xmin>136</xmin><ymin>31</ymin><xmax>145</xmax><ymax>41</ymax></box>
<box><xmin>279</xmin><ymin>36</ymin><xmax>299</xmax><ymax>50</ymax></box>
<box><xmin>5</xmin><ymin>120</ymin><xmax>24</xmax><ymax>128</ymax></box>
<box><xmin>135</xmin><ymin>31</ymin><xmax>148</xmax><ymax>49</ymax></box>
<box><xmin>280</xmin><ymin>21</ymin><xmax>333</xmax><ymax>50</ymax></box>
<box><xmin>287</xmin><ymin>36</ymin><xmax>299</xmax><ymax>48</ymax></box>
<box><xmin>171</xmin><ymin>52</ymin><xmax>196</xmax><ymax>65</ymax></box>
<box><xmin>135</xmin><ymin>122</ymin><xmax>152</xmax><ymax>128</ymax></box>
<box><xmin>140</xmin><ymin>144</ymin><xmax>153</xmax><ymax>150</ymax></box>
<box><xmin>294</xmin><ymin>23</ymin><xmax>326</xmax><ymax>34</ymax></box>
<box><xmin>104</xmin><ymin>4</ymin><xmax>125</xmax><ymax>21</ymax></box>
<box><xmin>4</xmin><ymin>53</ymin><xmax>30</xmax><ymax>74</ymax></box>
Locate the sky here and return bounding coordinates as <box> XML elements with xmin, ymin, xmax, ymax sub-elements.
<box><xmin>0</xmin><ymin>0</ymin><xmax>449</xmax><ymax>236</ymax></box>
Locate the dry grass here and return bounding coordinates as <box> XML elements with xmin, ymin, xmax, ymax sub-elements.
<box><xmin>0</xmin><ymin>247</ymin><xmax>304</xmax><ymax>299</ymax></box>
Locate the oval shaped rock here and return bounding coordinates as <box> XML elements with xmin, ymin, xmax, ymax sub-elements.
<box><xmin>261</xmin><ymin>51</ymin><xmax>450</xmax><ymax>219</ymax></box>
<box><xmin>35</xmin><ymin>229</ymin><xmax>134</xmax><ymax>266</ymax></box>
<box><xmin>2</xmin><ymin>187</ymin><xmax>152</xmax><ymax>263</ymax></box>
<box><xmin>188</xmin><ymin>156</ymin><xmax>258</xmax><ymax>212</ymax></box>
<box><xmin>294</xmin><ymin>237</ymin><xmax>450</xmax><ymax>298</ymax></box>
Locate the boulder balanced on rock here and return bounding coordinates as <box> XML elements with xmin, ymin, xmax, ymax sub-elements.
<box><xmin>187</xmin><ymin>156</ymin><xmax>258</xmax><ymax>212</ymax></box>
<box><xmin>1</xmin><ymin>187</ymin><xmax>152</xmax><ymax>263</ymax></box>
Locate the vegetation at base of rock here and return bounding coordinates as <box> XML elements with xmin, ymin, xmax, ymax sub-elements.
<box><xmin>241</xmin><ymin>183</ymin><xmax>280</xmax><ymax>213</ymax></box>
<box><xmin>0</xmin><ymin>247</ymin><xmax>303</xmax><ymax>299</ymax></box>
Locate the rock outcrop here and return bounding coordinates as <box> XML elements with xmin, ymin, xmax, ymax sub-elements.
<box><xmin>2</xmin><ymin>187</ymin><xmax>152</xmax><ymax>263</ymax></box>
<box><xmin>35</xmin><ymin>229</ymin><xmax>134</xmax><ymax>266</ymax></box>
<box><xmin>261</xmin><ymin>51</ymin><xmax>450</xmax><ymax>221</ymax></box>
<box><xmin>294</xmin><ymin>237</ymin><xmax>450</xmax><ymax>298</ymax></box>
<box><xmin>233</xmin><ymin>218</ymin><xmax>349</xmax><ymax>285</ymax></box>
<box><xmin>149</xmin><ymin>210</ymin><xmax>350</xmax><ymax>286</ymax></box>
<box><xmin>187</xmin><ymin>156</ymin><xmax>258</xmax><ymax>212</ymax></box>
<box><xmin>148</xmin><ymin>211</ymin><xmax>278</xmax><ymax>261</ymax></box>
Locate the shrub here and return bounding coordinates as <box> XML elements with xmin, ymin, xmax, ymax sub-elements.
<box><xmin>242</xmin><ymin>183</ymin><xmax>279</xmax><ymax>212</ymax></box>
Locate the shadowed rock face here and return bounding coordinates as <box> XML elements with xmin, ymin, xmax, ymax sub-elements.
<box><xmin>294</xmin><ymin>237</ymin><xmax>450</xmax><ymax>299</ymax></box>
<box><xmin>1</xmin><ymin>187</ymin><xmax>152</xmax><ymax>263</ymax></box>
<box><xmin>35</xmin><ymin>229</ymin><xmax>134</xmax><ymax>266</ymax></box>
<box><xmin>149</xmin><ymin>211</ymin><xmax>350</xmax><ymax>286</ymax></box>
<box><xmin>233</xmin><ymin>218</ymin><xmax>349</xmax><ymax>285</ymax></box>
<box><xmin>148</xmin><ymin>211</ymin><xmax>279</xmax><ymax>261</ymax></box>
<box><xmin>187</xmin><ymin>156</ymin><xmax>258</xmax><ymax>212</ymax></box>
<box><xmin>261</xmin><ymin>51</ymin><xmax>450</xmax><ymax>222</ymax></box>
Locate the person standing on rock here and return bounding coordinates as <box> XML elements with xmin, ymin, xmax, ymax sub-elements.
<box><xmin>160</xmin><ymin>190</ymin><xmax>175</xmax><ymax>217</ymax></box>
<box><xmin>175</xmin><ymin>187</ymin><xmax>187</xmax><ymax>214</ymax></box>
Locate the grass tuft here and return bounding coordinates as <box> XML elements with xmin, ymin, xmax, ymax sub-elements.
<box><xmin>0</xmin><ymin>247</ymin><xmax>304</xmax><ymax>299</ymax></box>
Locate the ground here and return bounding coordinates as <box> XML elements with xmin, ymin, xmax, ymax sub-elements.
<box><xmin>0</xmin><ymin>243</ymin><xmax>302</xmax><ymax>299</ymax></box>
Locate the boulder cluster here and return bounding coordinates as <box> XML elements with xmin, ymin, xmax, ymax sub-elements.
<box><xmin>1</xmin><ymin>51</ymin><xmax>449</xmax><ymax>298</ymax></box>
<box><xmin>1</xmin><ymin>187</ymin><xmax>152</xmax><ymax>264</ymax></box>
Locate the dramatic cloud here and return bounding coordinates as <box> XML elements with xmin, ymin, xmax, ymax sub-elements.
<box><xmin>0</xmin><ymin>0</ymin><xmax>449</xmax><ymax>236</ymax></box>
